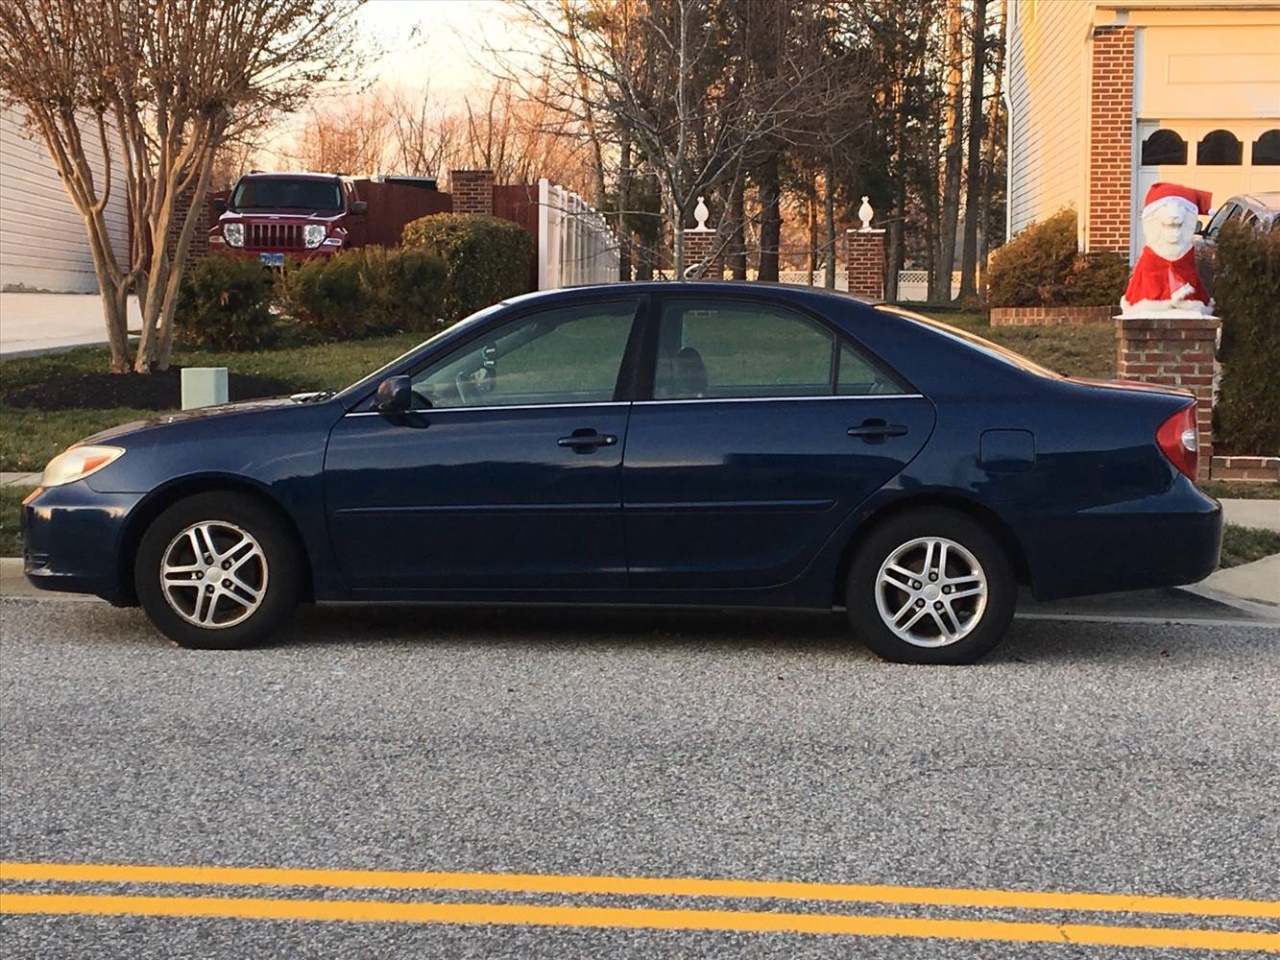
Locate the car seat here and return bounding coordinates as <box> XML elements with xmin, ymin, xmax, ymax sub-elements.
<box><xmin>672</xmin><ymin>346</ymin><xmax>708</xmax><ymax>398</ymax></box>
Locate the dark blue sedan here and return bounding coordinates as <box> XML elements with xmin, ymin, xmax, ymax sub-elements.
<box><xmin>22</xmin><ymin>283</ymin><xmax>1221</xmax><ymax>663</ymax></box>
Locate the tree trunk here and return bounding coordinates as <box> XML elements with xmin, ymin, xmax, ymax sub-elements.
<box><xmin>979</xmin><ymin>0</ymin><xmax>1008</xmax><ymax>285</ymax></box>
<box><xmin>958</xmin><ymin>0</ymin><xmax>988</xmax><ymax>302</ymax></box>
<box><xmin>729</xmin><ymin>180</ymin><xmax>747</xmax><ymax>280</ymax></box>
<box><xmin>935</xmin><ymin>0</ymin><xmax>965</xmax><ymax>303</ymax></box>
<box><xmin>618</xmin><ymin>136</ymin><xmax>633</xmax><ymax>282</ymax></box>
<box><xmin>757</xmin><ymin>150</ymin><xmax>781</xmax><ymax>282</ymax></box>
<box><xmin>823</xmin><ymin>160</ymin><xmax>837</xmax><ymax>290</ymax></box>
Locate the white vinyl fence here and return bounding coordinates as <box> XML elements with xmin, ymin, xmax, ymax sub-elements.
<box><xmin>537</xmin><ymin>179</ymin><xmax>619</xmax><ymax>290</ymax></box>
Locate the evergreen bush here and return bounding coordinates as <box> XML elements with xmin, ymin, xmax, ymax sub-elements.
<box><xmin>175</xmin><ymin>254</ymin><xmax>275</xmax><ymax>350</ymax></box>
<box><xmin>402</xmin><ymin>213</ymin><xmax>534</xmax><ymax>320</ymax></box>
<box><xmin>1214</xmin><ymin>221</ymin><xmax>1280</xmax><ymax>455</ymax></box>
<box><xmin>987</xmin><ymin>209</ymin><xmax>1128</xmax><ymax>308</ymax></box>
<box><xmin>278</xmin><ymin>252</ymin><xmax>367</xmax><ymax>338</ymax></box>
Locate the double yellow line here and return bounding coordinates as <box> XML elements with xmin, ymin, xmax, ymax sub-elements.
<box><xmin>3</xmin><ymin>861</ymin><xmax>1278</xmax><ymax>952</ymax></box>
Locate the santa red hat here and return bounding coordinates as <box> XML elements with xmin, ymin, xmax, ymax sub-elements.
<box><xmin>1142</xmin><ymin>182</ymin><xmax>1212</xmax><ymax>218</ymax></box>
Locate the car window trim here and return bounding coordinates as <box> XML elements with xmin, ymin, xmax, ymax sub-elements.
<box><xmin>645</xmin><ymin>290</ymin><xmax>915</xmax><ymax>401</ymax></box>
<box><xmin>634</xmin><ymin>393</ymin><xmax>925</xmax><ymax>406</ymax></box>
<box><xmin>348</xmin><ymin>294</ymin><xmax>649</xmax><ymax>413</ymax></box>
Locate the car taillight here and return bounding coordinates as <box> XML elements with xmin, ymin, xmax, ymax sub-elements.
<box><xmin>1156</xmin><ymin>404</ymin><xmax>1199</xmax><ymax>480</ymax></box>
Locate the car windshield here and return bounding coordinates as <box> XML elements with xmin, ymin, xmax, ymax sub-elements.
<box><xmin>232</xmin><ymin>178</ymin><xmax>343</xmax><ymax>211</ymax></box>
<box><xmin>875</xmin><ymin>305</ymin><xmax>1064</xmax><ymax>379</ymax></box>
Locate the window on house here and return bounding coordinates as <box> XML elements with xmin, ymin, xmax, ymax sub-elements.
<box><xmin>1253</xmin><ymin>130</ymin><xmax>1280</xmax><ymax>166</ymax></box>
<box><xmin>1141</xmin><ymin>130</ymin><xmax>1187</xmax><ymax>166</ymax></box>
<box><xmin>1197</xmin><ymin>130</ymin><xmax>1242</xmax><ymax>166</ymax></box>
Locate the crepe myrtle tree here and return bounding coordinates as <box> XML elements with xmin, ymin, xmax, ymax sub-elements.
<box><xmin>0</xmin><ymin>0</ymin><xmax>364</xmax><ymax>373</ymax></box>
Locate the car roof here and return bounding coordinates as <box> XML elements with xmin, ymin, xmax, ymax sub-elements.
<box><xmin>1222</xmin><ymin>192</ymin><xmax>1280</xmax><ymax>217</ymax></box>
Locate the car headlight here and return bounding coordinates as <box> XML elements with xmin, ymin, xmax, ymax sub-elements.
<box><xmin>40</xmin><ymin>445</ymin><xmax>125</xmax><ymax>487</ymax></box>
<box><xmin>304</xmin><ymin>224</ymin><xmax>327</xmax><ymax>249</ymax></box>
<box><xmin>223</xmin><ymin>223</ymin><xmax>245</xmax><ymax>247</ymax></box>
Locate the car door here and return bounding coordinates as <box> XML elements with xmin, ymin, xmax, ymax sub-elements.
<box><xmin>622</xmin><ymin>296</ymin><xmax>935</xmax><ymax>589</ymax></box>
<box><xmin>324</xmin><ymin>296</ymin><xmax>644</xmax><ymax>593</ymax></box>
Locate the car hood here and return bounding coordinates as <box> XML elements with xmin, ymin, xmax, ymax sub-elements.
<box><xmin>77</xmin><ymin>396</ymin><xmax>321</xmax><ymax>446</ymax></box>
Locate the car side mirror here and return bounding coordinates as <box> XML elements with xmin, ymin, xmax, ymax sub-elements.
<box><xmin>213</xmin><ymin>199</ymin><xmax>227</xmax><ymax>213</ymax></box>
<box><xmin>350</xmin><ymin>200</ymin><xmax>368</xmax><ymax>215</ymax></box>
<box><xmin>374</xmin><ymin>375</ymin><xmax>412</xmax><ymax>412</ymax></box>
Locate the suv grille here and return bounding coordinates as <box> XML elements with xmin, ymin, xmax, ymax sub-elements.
<box><xmin>245</xmin><ymin>223</ymin><xmax>305</xmax><ymax>250</ymax></box>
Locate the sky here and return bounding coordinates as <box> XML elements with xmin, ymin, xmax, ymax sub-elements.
<box><xmin>355</xmin><ymin>0</ymin><xmax>528</xmax><ymax>96</ymax></box>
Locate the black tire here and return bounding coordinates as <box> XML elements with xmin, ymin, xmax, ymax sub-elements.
<box><xmin>135</xmin><ymin>492</ymin><xmax>301</xmax><ymax>650</ymax></box>
<box><xmin>847</xmin><ymin>508</ymin><xmax>1016</xmax><ymax>665</ymax></box>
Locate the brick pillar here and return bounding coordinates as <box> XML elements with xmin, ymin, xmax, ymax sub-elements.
<box><xmin>451</xmin><ymin>170</ymin><xmax>494</xmax><ymax>216</ymax></box>
<box><xmin>682</xmin><ymin>231</ymin><xmax>723</xmax><ymax>279</ymax></box>
<box><xmin>844</xmin><ymin>229</ymin><xmax>886</xmax><ymax>299</ymax></box>
<box><xmin>166</xmin><ymin>185</ymin><xmax>210</xmax><ymax>266</ymax></box>
<box><xmin>1116</xmin><ymin>313</ymin><xmax>1220</xmax><ymax>479</ymax></box>
<box><xmin>1087</xmin><ymin>25</ymin><xmax>1135</xmax><ymax>255</ymax></box>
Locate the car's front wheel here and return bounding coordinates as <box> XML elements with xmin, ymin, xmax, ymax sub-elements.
<box><xmin>135</xmin><ymin>492</ymin><xmax>301</xmax><ymax>650</ymax></box>
<box><xmin>847</xmin><ymin>508</ymin><xmax>1016</xmax><ymax>664</ymax></box>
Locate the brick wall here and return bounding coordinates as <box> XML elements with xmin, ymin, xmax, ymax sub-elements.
<box><xmin>1116</xmin><ymin>315</ymin><xmax>1219</xmax><ymax>479</ymax></box>
<box><xmin>990</xmin><ymin>305</ymin><xmax>1115</xmax><ymax>327</ymax></box>
<box><xmin>451</xmin><ymin>170</ymin><xmax>494</xmax><ymax>216</ymax></box>
<box><xmin>165</xmin><ymin>185</ymin><xmax>209</xmax><ymax>270</ymax></box>
<box><xmin>682</xmin><ymin>232</ymin><xmax>723</xmax><ymax>279</ymax></box>
<box><xmin>1087</xmin><ymin>26</ymin><xmax>1135</xmax><ymax>255</ymax></box>
<box><xmin>845</xmin><ymin>230</ymin><xmax>885</xmax><ymax>299</ymax></box>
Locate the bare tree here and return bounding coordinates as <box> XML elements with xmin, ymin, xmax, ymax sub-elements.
<box><xmin>285</xmin><ymin>89</ymin><xmax>394</xmax><ymax>176</ymax></box>
<box><xmin>958</xmin><ymin>0</ymin><xmax>989</xmax><ymax>301</ymax></box>
<box><xmin>0</xmin><ymin>0</ymin><xmax>362</xmax><ymax>373</ymax></box>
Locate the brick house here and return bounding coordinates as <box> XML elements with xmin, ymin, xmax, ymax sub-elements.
<box><xmin>1006</xmin><ymin>0</ymin><xmax>1280</xmax><ymax>262</ymax></box>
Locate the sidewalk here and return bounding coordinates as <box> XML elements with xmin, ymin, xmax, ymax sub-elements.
<box><xmin>0</xmin><ymin>292</ymin><xmax>139</xmax><ymax>358</ymax></box>
<box><xmin>2</xmin><ymin>479</ymin><xmax>1276</xmax><ymax>609</ymax></box>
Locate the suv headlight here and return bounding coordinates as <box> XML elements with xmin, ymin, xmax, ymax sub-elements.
<box><xmin>40</xmin><ymin>445</ymin><xmax>125</xmax><ymax>487</ymax></box>
<box><xmin>304</xmin><ymin>224</ymin><xmax>327</xmax><ymax>249</ymax></box>
<box><xmin>223</xmin><ymin>223</ymin><xmax>245</xmax><ymax>248</ymax></box>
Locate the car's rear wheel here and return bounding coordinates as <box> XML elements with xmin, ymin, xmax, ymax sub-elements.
<box><xmin>847</xmin><ymin>508</ymin><xmax>1015</xmax><ymax>664</ymax></box>
<box><xmin>135</xmin><ymin>492</ymin><xmax>300</xmax><ymax>650</ymax></box>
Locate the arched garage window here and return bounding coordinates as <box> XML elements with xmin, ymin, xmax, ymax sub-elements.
<box><xmin>1253</xmin><ymin>130</ymin><xmax>1280</xmax><ymax>166</ymax></box>
<box><xmin>1198</xmin><ymin>130</ymin><xmax>1242</xmax><ymax>165</ymax></box>
<box><xmin>1141</xmin><ymin>129</ymin><xmax>1186</xmax><ymax>165</ymax></box>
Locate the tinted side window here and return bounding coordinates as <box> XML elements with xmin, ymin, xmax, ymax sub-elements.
<box><xmin>1205</xmin><ymin>203</ymin><xmax>1240</xmax><ymax>240</ymax></box>
<box><xmin>654</xmin><ymin>300</ymin><xmax>834</xmax><ymax>399</ymax></box>
<box><xmin>411</xmin><ymin>299</ymin><xmax>640</xmax><ymax>407</ymax></box>
<box><xmin>838</xmin><ymin>341</ymin><xmax>910</xmax><ymax>395</ymax></box>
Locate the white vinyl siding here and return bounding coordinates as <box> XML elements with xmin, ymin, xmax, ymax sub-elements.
<box><xmin>0</xmin><ymin>105</ymin><xmax>129</xmax><ymax>293</ymax></box>
<box><xmin>1007</xmin><ymin>0</ymin><xmax>1095</xmax><ymax>237</ymax></box>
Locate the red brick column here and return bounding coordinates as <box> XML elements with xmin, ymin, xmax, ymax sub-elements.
<box><xmin>682</xmin><ymin>231</ymin><xmax>723</xmax><ymax>279</ymax></box>
<box><xmin>166</xmin><ymin>185</ymin><xmax>210</xmax><ymax>267</ymax></box>
<box><xmin>451</xmin><ymin>170</ymin><xmax>494</xmax><ymax>216</ymax></box>
<box><xmin>845</xmin><ymin>230</ymin><xmax>886</xmax><ymax>299</ymax></box>
<box><xmin>1087</xmin><ymin>25</ymin><xmax>1135</xmax><ymax>255</ymax></box>
<box><xmin>1116</xmin><ymin>314</ymin><xmax>1220</xmax><ymax>479</ymax></box>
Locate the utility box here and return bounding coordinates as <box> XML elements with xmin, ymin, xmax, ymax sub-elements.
<box><xmin>181</xmin><ymin>367</ymin><xmax>228</xmax><ymax>409</ymax></box>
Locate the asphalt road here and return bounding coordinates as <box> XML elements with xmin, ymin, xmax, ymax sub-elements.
<box><xmin>2</xmin><ymin>597</ymin><xmax>1278</xmax><ymax>958</ymax></box>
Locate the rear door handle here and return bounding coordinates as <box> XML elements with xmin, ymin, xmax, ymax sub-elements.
<box><xmin>847</xmin><ymin>421</ymin><xmax>908</xmax><ymax>443</ymax></box>
<box><xmin>557</xmin><ymin>430</ymin><xmax>618</xmax><ymax>451</ymax></box>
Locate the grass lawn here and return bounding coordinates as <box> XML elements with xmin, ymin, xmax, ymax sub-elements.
<box><xmin>0</xmin><ymin>333</ymin><xmax>426</xmax><ymax>472</ymax></box>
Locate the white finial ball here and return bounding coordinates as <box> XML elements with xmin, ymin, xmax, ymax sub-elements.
<box><xmin>858</xmin><ymin>196</ymin><xmax>875</xmax><ymax>231</ymax></box>
<box><xmin>694</xmin><ymin>196</ymin><xmax>710</xmax><ymax>231</ymax></box>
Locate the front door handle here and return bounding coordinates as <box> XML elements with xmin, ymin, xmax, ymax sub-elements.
<box><xmin>557</xmin><ymin>429</ymin><xmax>618</xmax><ymax>452</ymax></box>
<box><xmin>847</xmin><ymin>420</ymin><xmax>908</xmax><ymax>443</ymax></box>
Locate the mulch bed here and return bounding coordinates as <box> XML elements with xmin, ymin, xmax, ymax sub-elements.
<box><xmin>2</xmin><ymin>368</ymin><xmax>296</xmax><ymax>411</ymax></box>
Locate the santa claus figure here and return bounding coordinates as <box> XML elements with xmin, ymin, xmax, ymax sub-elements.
<box><xmin>1121</xmin><ymin>182</ymin><xmax>1214</xmax><ymax>315</ymax></box>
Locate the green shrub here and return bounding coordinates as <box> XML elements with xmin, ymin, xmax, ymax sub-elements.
<box><xmin>402</xmin><ymin>213</ymin><xmax>534</xmax><ymax>320</ymax></box>
<box><xmin>175</xmin><ymin>254</ymin><xmax>274</xmax><ymax>350</ymax></box>
<box><xmin>277</xmin><ymin>247</ymin><xmax>450</xmax><ymax>339</ymax></box>
<box><xmin>278</xmin><ymin>252</ymin><xmax>368</xmax><ymax>339</ymax></box>
<box><xmin>359</xmin><ymin>245</ymin><xmax>449</xmax><ymax>333</ymax></box>
<box><xmin>987</xmin><ymin>209</ymin><xmax>1127</xmax><ymax>308</ymax></box>
<box><xmin>1214</xmin><ymin>222</ymin><xmax>1280</xmax><ymax>455</ymax></box>
<box><xmin>1064</xmin><ymin>250</ymin><xmax>1130</xmax><ymax>306</ymax></box>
